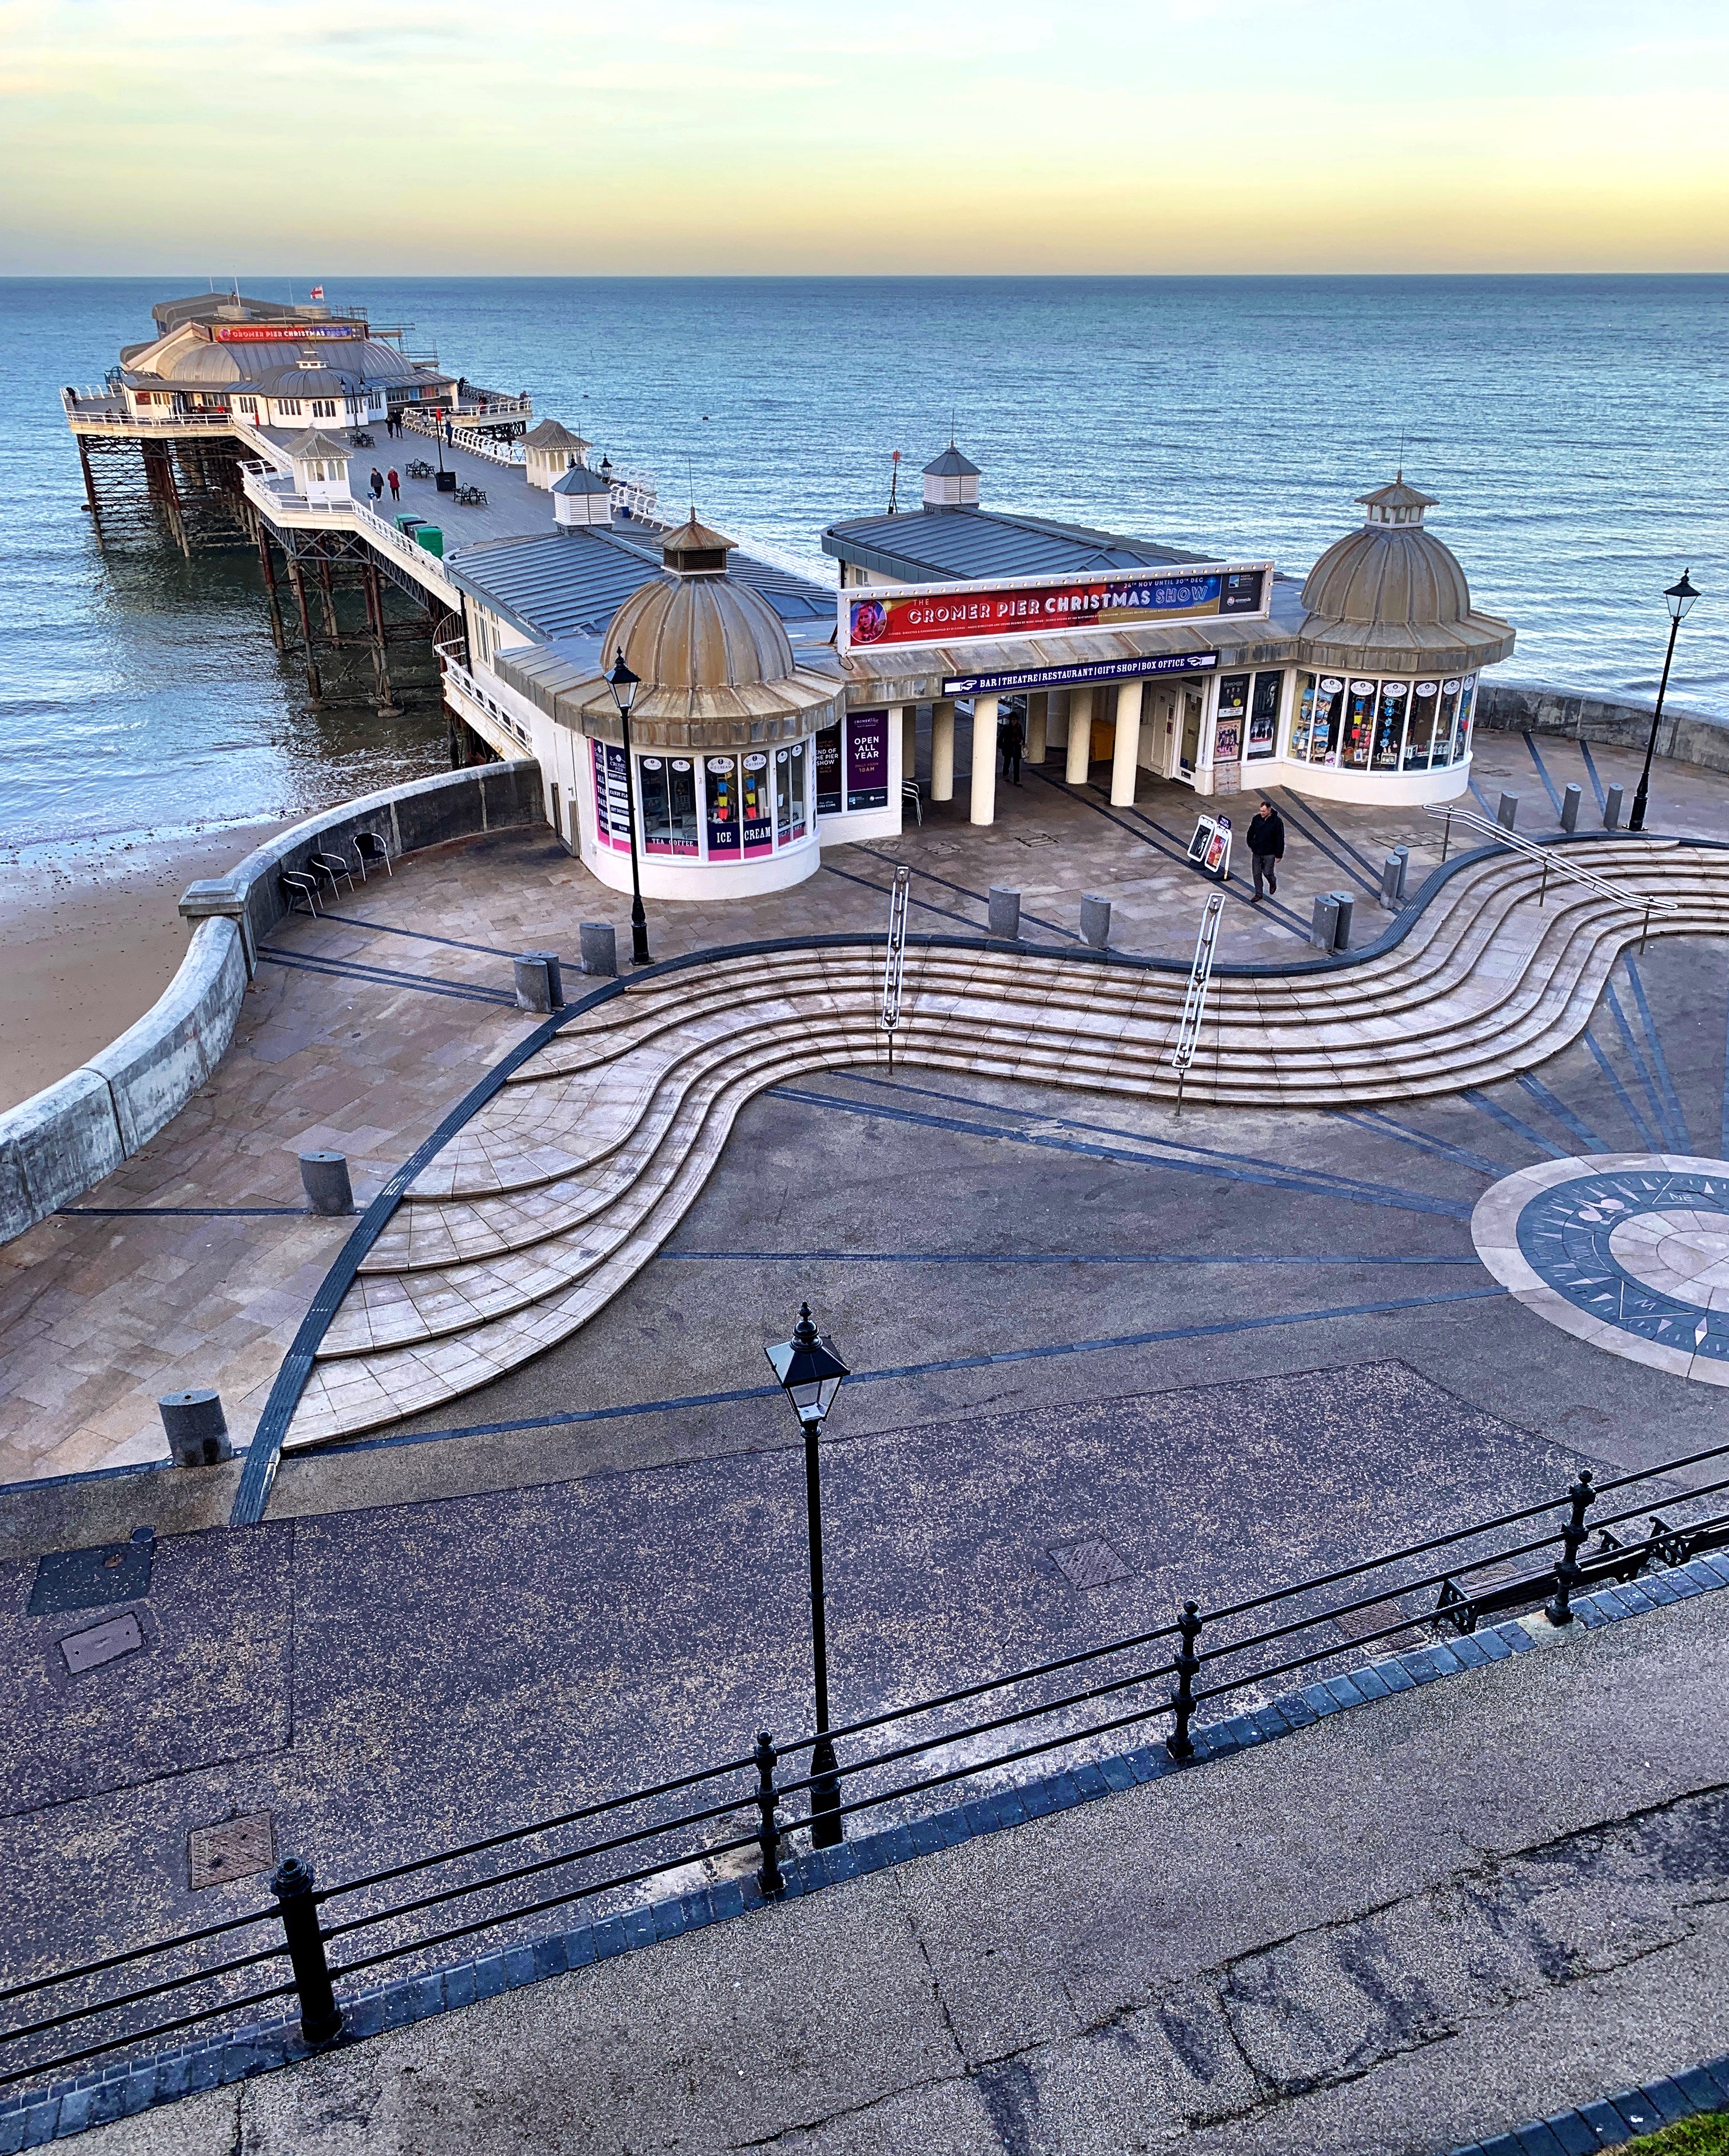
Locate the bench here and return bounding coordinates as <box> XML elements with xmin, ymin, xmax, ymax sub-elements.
<box><xmin>404</xmin><ymin>459</ymin><xmax>435</xmax><ymax>480</ymax></box>
<box><xmin>455</xmin><ymin>484</ymin><xmax>488</xmax><ymax>508</ymax></box>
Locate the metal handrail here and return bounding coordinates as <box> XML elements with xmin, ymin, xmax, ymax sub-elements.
<box><xmin>1427</xmin><ymin>803</ymin><xmax>1682</xmax><ymax>939</ymax></box>
<box><xmin>8</xmin><ymin>1432</ymin><xmax>1727</xmax><ymax>2096</ymax></box>
<box><xmin>880</xmin><ymin>866</ymin><xmax>911</xmax><ymax>1070</ymax></box>
<box><xmin>1169</xmin><ymin>891</ymin><xmax>1224</xmax><ymax>1115</ymax></box>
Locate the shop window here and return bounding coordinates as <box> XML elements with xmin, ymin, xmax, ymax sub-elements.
<box><xmin>1405</xmin><ymin>682</ymin><xmax>1440</xmax><ymax>768</ymax></box>
<box><xmin>1247</xmin><ymin>672</ymin><xmax>1281</xmax><ymax>760</ymax></box>
<box><xmin>1340</xmin><ymin>681</ymin><xmax>1376</xmax><ymax>769</ymax></box>
<box><xmin>1372</xmin><ymin>680</ymin><xmax>1408</xmax><ymax>770</ymax></box>
<box><xmin>639</xmin><ymin>755</ymin><xmax>698</xmax><ymax>856</ymax></box>
<box><xmin>1215</xmin><ymin>675</ymin><xmax>1249</xmax><ymax>766</ymax></box>
<box><xmin>1435</xmin><ymin>680</ymin><xmax>1461</xmax><ymax>764</ymax></box>
<box><xmin>705</xmin><ymin>755</ymin><xmax>741</xmax><ymax>858</ymax></box>
<box><xmin>1308</xmin><ymin>676</ymin><xmax>1345</xmax><ymax>764</ymax></box>
<box><xmin>775</xmin><ymin>742</ymin><xmax>808</xmax><ymax>845</ymax></box>
<box><xmin>742</xmin><ymin>752</ymin><xmax>774</xmax><ymax>856</ymax></box>
<box><xmin>813</xmin><ymin>722</ymin><xmax>843</xmax><ymax>816</ymax></box>
<box><xmin>1452</xmin><ymin>678</ymin><xmax>1476</xmax><ymax>763</ymax></box>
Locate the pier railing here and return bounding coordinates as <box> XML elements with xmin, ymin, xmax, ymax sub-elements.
<box><xmin>399</xmin><ymin>409</ymin><xmax>529</xmax><ymax>467</ymax></box>
<box><xmin>3</xmin><ymin>1438</ymin><xmax>1724</xmax><ymax>2099</ymax></box>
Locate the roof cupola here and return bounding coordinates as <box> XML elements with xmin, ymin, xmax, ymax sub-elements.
<box><xmin>923</xmin><ymin>441</ymin><xmax>981</xmax><ymax>512</ymax></box>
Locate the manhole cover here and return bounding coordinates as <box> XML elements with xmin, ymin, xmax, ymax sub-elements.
<box><xmin>59</xmin><ymin>1613</ymin><xmax>144</xmax><ymax>1675</ymax></box>
<box><xmin>189</xmin><ymin>1813</ymin><xmax>276</xmax><ymax>1893</ymax></box>
<box><xmin>29</xmin><ymin>1528</ymin><xmax>155</xmax><ymax>1616</ymax></box>
<box><xmin>1049</xmin><ymin>1537</ymin><xmax>1133</xmax><ymax>1591</ymax></box>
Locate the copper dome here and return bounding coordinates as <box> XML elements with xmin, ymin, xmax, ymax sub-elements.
<box><xmin>1297</xmin><ymin>478</ymin><xmax>1515</xmax><ymax>674</ymax></box>
<box><xmin>606</xmin><ymin>567</ymin><xmax>797</xmax><ymax>692</ymax></box>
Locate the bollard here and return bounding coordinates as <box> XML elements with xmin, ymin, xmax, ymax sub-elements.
<box><xmin>521</xmin><ymin>950</ymin><xmax>564</xmax><ymax>1008</ymax></box>
<box><xmin>1380</xmin><ymin>853</ymin><xmax>1403</xmax><ymax>909</ymax></box>
<box><xmin>1309</xmin><ymin>892</ymin><xmax>1340</xmax><ymax>953</ymax></box>
<box><xmin>754</xmin><ymin>1731</ymin><xmax>784</xmax><ymax>1898</ymax></box>
<box><xmin>1332</xmin><ymin>891</ymin><xmax>1355</xmax><ymax>952</ymax></box>
<box><xmin>1166</xmin><ymin>1601</ymin><xmax>1203</xmax><ymax>1761</ymax></box>
<box><xmin>271</xmin><ymin>1858</ymin><xmax>344</xmax><ymax>2048</ymax></box>
<box><xmin>578</xmin><ymin>922</ymin><xmax>618</xmax><ymax>978</ymax></box>
<box><xmin>1604</xmin><ymin>783</ymin><xmax>1623</xmax><ymax>832</ymax></box>
<box><xmin>513</xmin><ymin>954</ymin><xmax>553</xmax><ymax>1013</ymax></box>
<box><xmin>987</xmin><ymin>885</ymin><xmax>1022</xmax><ymax>940</ymax></box>
<box><xmin>298</xmin><ymin>1151</ymin><xmax>353</xmax><ymax>1217</ymax></box>
<box><xmin>1496</xmin><ymin>792</ymin><xmax>1519</xmax><ymax>831</ymax></box>
<box><xmin>1393</xmin><ymin>846</ymin><xmax>1409</xmax><ymax>902</ymax></box>
<box><xmin>1545</xmin><ymin>1470</ymin><xmax>1597</xmax><ymax>1627</ymax></box>
<box><xmin>1560</xmin><ymin>782</ymin><xmax>1581</xmax><ymax>834</ymax></box>
<box><xmin>158</xmin><ymin>1389</ymin><xmax>231</xmax><ymax>1469</ymax></box>
<box><xmin>1079</xmin><ymin>894</ymin><xmax>1112</xmax><ymax>950</ymax></box>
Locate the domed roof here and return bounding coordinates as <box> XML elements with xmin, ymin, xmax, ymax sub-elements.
<box><xmin>122</xmin><ymin>322</ymin><xmax>420</xmax><ymax>389</ymax></box>
<box><xmin>1297</xmin><ymin>475</ymin><xmax>1515</xmax><ymax>673</ymax></box>
<box><xmin>607</xmin><ymin>563</ymin><xmax>796</xmax><ymax>692</ymax></box>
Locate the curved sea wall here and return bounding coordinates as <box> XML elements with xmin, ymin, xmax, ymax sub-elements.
<box><xmin>1479</xmin><ymin>682</ymin><xmax>1729</xmax><ymax>774</ymax></box>
<box><xmin>0</xmin><ymin>761</ymin><xmax>544</xmax><ymax>1246</ymax></box>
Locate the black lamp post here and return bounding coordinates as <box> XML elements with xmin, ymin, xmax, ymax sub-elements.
<box><xmin>605</xmin><ymin>648</ymin><xmax>650</xmax><ymax>965</ymax></box>
<box><xmin>766</xmin><ymin>1303</ymin><xmax>851</xmax><ymax>1849</ymax></box>
<box><xmin>1629</xmin><ymin>571</ymin><xmax>1701</xmax><ymax>832</ymax></box>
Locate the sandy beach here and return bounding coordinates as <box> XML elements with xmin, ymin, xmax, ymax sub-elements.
<box><xmin>0</xmin><ymin>822</ymin><xmax>286</xmax><ymax>1114</ymax></box>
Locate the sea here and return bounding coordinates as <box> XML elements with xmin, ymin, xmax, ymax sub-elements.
<box><xmin>2</xmin><ymin>276</ymin><xmax>1726</xmax><ymax>855</ymax></box>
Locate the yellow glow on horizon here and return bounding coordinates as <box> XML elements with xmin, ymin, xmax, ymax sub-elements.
<box><xmin>2</xmin><ymin>1</ymin><xmax>1726</xmax><ymax>273</ymax></box>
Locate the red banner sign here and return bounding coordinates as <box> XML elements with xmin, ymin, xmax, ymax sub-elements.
<box><xmin>210</xmin><ymin>322</ymin><xmax>362</xmax><ymax>344</ymax></box>
<box><xmin>842</xmin><ymin>564</ymin><xmax>1268</xmax><ymax>652</ymax></box>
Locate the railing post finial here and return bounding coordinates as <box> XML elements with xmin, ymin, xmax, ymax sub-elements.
<box><xmin>1166</xmin><ymin>1600</ymin><xmax>1204</xmax><ymax>1761</ymax></box>
<box><xmin>1545</xmin><ymin>1469</ymin><xmax>1597</xmax><ymax>1628</ymax></box>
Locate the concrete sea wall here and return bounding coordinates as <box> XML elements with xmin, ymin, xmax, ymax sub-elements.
<box><xmin>1479</xmin><ymin>682</ymin><xmax>1729</xmax><ymax>775</ymax></box>
<box><xmin>0</xmin><ymin>761</ymin><xmax>543</xmax><ymax>1246</ymax></box>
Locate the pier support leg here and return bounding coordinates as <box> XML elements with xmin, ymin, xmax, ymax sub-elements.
<box><xmin>254</xmin><ymin>522</ymin><xmax>286</xmax><ymax>651</ymax></box>
<box><xmin>286</xmin><ymin>559</ymin><xmax>323</xmax><ymax>702</ymax></box>
<box><xmin>316</xmin><ymin>557</ymin><xmax>340</xmax><ymax>641</ymax></box>
<box><xmin>364</xmin><ymin>564</ymin><xmax>400</xmax><ymax>715</ymax></box>
<box><xmin>75</xmin><ymin>436</ymin><xmax>106</xmax><ymax>545</ymax></box>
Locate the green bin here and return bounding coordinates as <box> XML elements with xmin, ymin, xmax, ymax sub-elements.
<box><xmin>395</xmin><ymin>512</ymin><xmax>421</xmax><ymax>533</ymax></box>
<box><xmin>416</xmin><ymin>525</ymin><xmax>444</xmax><ymax>559</ymax></box>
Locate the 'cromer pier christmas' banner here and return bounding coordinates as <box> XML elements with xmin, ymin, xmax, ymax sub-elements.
<box><xmin>839</xmin><ymin>563</ymin><xmax>1271</xmax><ymax>653</ymax></box>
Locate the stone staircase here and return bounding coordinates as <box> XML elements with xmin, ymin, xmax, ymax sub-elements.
<box><xmin>284</xmin><ymin>839</ymin><xmax>1729</xmax><ymax>1448</ymax></box>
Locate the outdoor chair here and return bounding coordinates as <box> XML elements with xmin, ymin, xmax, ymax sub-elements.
<box><xmin>308</xmin><ymin>851</ymin><xmax>354</xmax><ymax>896</ymax></box>
<box><xmin>902</xmin><ymin>778</ymin><xmax>923</xmax><ymax>827</ymax></box>
<box><xmin>353</xmin><ymin>831</ymin><xmax>392</xmax><ymax>878</ymax></box>
<box><xmin>280</xmin><ymin>870</ymin><xmax>321</xmax><ymax>917</ymax></box>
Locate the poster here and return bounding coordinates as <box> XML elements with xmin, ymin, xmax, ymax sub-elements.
<box><xmin>845</xmin><ymin>710</ymin><xmax>889</xmax><ymax>810</ymax></box>
<box><xmin>741</xmin><ymin>751</ymin><xmax>774</xmax><ymax>857</ymax></box>
<box><xmin>1247</xmin><ymin>671</ymin><xmax>1281</xmax><ymax>759</ymax></box>
<box><xmin>843</xmin><ymin>562</ymin><xmax>1270</xmax><ymax>651</ymax></box>
<box><xmin>592</xmin><ymin>740</ymin><xmax>632</xmax><ymax>852</ymax></box>
<box><xmin>813</xmin><ymin>723</ymin><xmax>843</xmax><ymax>816</ymax></box>
<box><xmin>1213</xmin><ymin>720</ymin><xmax>1242</xmax><ymax>764</ymax></box>
<box><xmin>704</xmin><ymin>755</ymin><xmax>741</xmax><ymax>857</ymax></box>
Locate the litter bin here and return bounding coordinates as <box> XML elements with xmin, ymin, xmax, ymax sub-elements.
<box><xmin>435</xmin><ymin>470</ymin><xmax>458</xmax><ymax>495</ymax></box>
<box><xmin>394</xmin><ymin>512</ymin><xmax>422</xmax><ymax>533</ymax></box>
<box><xmin>416</xmin><ymin>525</ymin><xmax>444</xmax><ymax>558</ymax></box>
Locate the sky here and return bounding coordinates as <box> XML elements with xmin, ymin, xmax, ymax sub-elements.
<box><xmin>1</xmin><ymin>0</ymin><xmax>1726</xmax><ymax>275</ymax></box>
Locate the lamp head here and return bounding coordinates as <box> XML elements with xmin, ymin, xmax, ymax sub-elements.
<box><xmin>607</xmin><ymin>647</ymin><xmax>641</xmax><ymax>719</ymax></box>
<box><xmin>765</xmin><ymin>1303</ymin><xmax>850</xmax><ymax>1428</ymax></box>
<box><xmin>1666</xmin><ymin>569</ymin><xmax>1700</xmax><ymax>623</ymax></box>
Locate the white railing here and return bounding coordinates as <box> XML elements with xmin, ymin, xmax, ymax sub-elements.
<box><xmin>441</xmin><ymin>656</ymin><xmax>533</xmax><ymax>752</ymax></box>
<box><xmin>238</xmin><ymin>464</ymin><xmax>463</xmax><ymax>603</ymax></box>
<box><xmin>880</xmin><ymin>864</ymin><xmax>911</xmax><ymax>1070</ymax></box>
<box><xmin>1170</xmin><ymin>891</ymin><xmax>1224</xmax><ymax>1116</ymax></box>
<box><xmin>400</xmin><ymin>408</ymin><xmax>528</xmax><ymax>468</ymax></box>
<box><xmin>1427</xmin><ymin>802</ymin><xmax>1680</xmax><ymax>947</ymax></box>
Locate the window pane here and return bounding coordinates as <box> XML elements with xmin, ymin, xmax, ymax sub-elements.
<box><xmin>1373</xmin><ymin>681</ymin><xmax>1407</xmax><ymax>770</ymax></box>
<box><xmin>1452</xmin><ymin>677</ymin><xmax>1476</xmax><ymax>763</ymax></box>
<box><xmin>776</xmin><ymin>742</ymin><xmax>809</xmax><ymax>845</ymax></box>
<box><xmin>1435</xmin><ymin>680</ymin><xmax>1462</xmax><ymax>766</ymax></box>
<box><xmin>1290</xmin><ymin>673</ymin><xmax>1316</xmax><ymax>762</ymax></box>
<box><xmin>742</xmin><ymin>752</ymin><xmax>774</xmax><ymax>856</ymax></box>
<box><xmin>1405</xmin><ymin>681</ymin><xmax>1440</xmax><ymax>768</ymax></box>
<box><xmin>1247</xmin><ymin>672</ymin><xmax>1281</xmax><ymax>759</ymax></box>
<box><xmin>1341</xmin><ymin>680</ymin><xmax>1377</xmax><ymax>769</ymax></box>
<box><xmin>1311</xmin><ymin>676</ymin><xmax>1345</xmax><ymax>763</ymax></box>
<box><xmin>704</xmin><ymin>755</ymin><xmax>741</xmax><ymax>858</ymax></box>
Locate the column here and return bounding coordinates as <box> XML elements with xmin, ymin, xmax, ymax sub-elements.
<box><xmin>1026</xmin><ymin>693</ymin><xmax>1047</xmax><ymax>764</ymax></box>
<box><xmin>970</xmin><ymin>695</ymin><xmax>999</xmax><ymax>827</ymax></box>
<box><xmin>931</xmin><ymin>700</ymin><xmax>956</xmax><ymax>801</ymax></box>
<box><xmin>898</xmin><ymin>705</ymin><xmax>917</xmax><ymax>788</ymax></box>
<box><xmin>1065</xmin><ymin>686</ymin><xmax>1094</xmax><ymax>784</ymax></box>
<box><xmin>1047</xmin><ymin>692</ymin><xmax>1070</xmax><ymax>758</ymax></box>
<box><xmin>1110</xmin><ymin>678</ymin><xmax>1145</xmax><ymax>806</ymax></box>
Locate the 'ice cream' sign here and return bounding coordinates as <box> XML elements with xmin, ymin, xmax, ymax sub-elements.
<box><xmin>840</xmin><ymin>563</ymin><xmax>1270</xmax><ymax>652</ymax></box>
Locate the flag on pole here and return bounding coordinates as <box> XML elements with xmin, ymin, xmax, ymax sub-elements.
<box><xmin>309</xmin><ymin>284</ymin><xmax>324</xmax><ymax>301</ymax></box>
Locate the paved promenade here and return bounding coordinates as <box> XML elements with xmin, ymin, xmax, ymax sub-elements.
<box><xmin>2</xmin><ymin>724</ymin><xmax>1723</xmax><ymax>1491</ymax></box>
<box><xmin>65</xmin><ymin>1563</ymin><xmax>1729</xmax><ymax>2154</ymax></box>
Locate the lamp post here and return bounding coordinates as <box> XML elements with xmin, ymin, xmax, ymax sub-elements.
<box><xmin>766</xmin><ymin>1303</ymin><xmax>851</xmax><ymax>1850</ymax></box>
<box><xmin>1629</xmin><ymin>571</ymin><xmax>1701</xmax><ymax>832</ymax></box>
<box><xmin>605</xmin><ymin>648</ymin><xmax>651</xmax><ymax>966</ymax></box>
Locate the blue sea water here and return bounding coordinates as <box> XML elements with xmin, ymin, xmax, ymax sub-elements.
<box><xmin>1</xmin><ymin>276</ymin><xmax>1725</xmax><ymax>852</ymax></box>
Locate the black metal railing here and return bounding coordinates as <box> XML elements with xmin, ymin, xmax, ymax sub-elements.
<box><xmin>5</xmin><ymin>1439</ymin><xmax>1726</xmax><ymax>2097</ymax></box>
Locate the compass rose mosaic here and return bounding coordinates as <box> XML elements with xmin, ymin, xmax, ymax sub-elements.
<box><xmin>1472</xmin><ymin>1153</ymin><xmax>1729</xmax><ymax>1387</ymax></box>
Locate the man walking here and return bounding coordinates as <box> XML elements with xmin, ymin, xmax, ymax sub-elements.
<box><xmin>368</xmin><ymin>466</ymin><xmax>385</xmax><ymax>508</ymax></box>
<box><xmin>1248</xmin><ymin>798</ymin><xmax>1285</xmax><ymax>902</ymax></box>
<box><xmin>999</xmin><ymin>703</ymin><xmax>1024</xmax><ymax>786</ymax></box>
